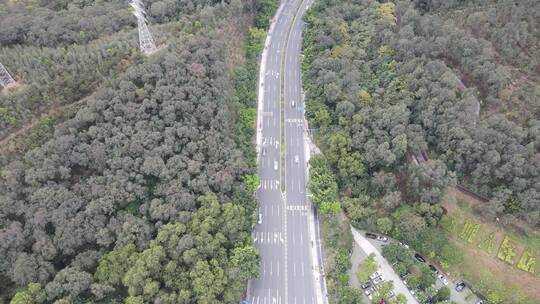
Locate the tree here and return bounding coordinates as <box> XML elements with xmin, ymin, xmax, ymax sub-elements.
<box><xmin>340</xmin><ymin>287</ymin><xmax>363</xmax><ymax>304</ymax></box>
<box><xmin>433</xmin><ymin>286</ymin><xmax>450</xmax><ymax>302</ymax></box>
<box><xmin>357</xmin><ymin>253</ymin><xmax>378</xmax><ymax>283</ymax></box>
<box><xmin>10</xmin><ymin>283</ymin><xmax>46</xmax><ymax>304</ymax></box>
<box><xmin>95</xmin><ymin>244</ymin><xmax>138</xmax><ymax>286</ymax></box>
<box><xmin>376</xmin><ymin>217</ymin><xmax>393</xmax><ymax>234</ymax></box>
<box><xmin>230</xmin><ymin>245</ymin><xmax>260</xmax><ymax>281</ymax></box>
<box><xmin>320</xmin><ymin>200</ymin><xmax>341</xmax><ymax>215</ymax></box>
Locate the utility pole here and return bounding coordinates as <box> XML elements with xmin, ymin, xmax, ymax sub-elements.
<box><xmin>130</xmin><ymin>0</ymin><xmax>157</xmax><ymax>55</ymax></box>
<box><xmin>0</xmin><ymin>62</ymin><xmax>16</xmax><ymax>89</ymax></box>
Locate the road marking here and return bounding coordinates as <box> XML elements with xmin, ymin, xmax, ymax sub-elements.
<box><xmin>300</xmin><ymin>232</ymin><xmax>303</xmax><ymax>244</ymax></box>
<box><xmin>302</xmin><ymin>262</ymin><xmax>305</xmax><ymax>277</ymax></box>
<box><xmin>287</xmin><ymin>205</ymin><xmax>309</xmax><ymax>211</ymax></box>
<box><xmin>293</xmin><ymin>263</ymin><xmax>296</xmax><ymax>276</ymax></box>
<box><xmin>271</xmin><ymin>205</ymin><xmax>274</xmax><ymax>216</ymax></box>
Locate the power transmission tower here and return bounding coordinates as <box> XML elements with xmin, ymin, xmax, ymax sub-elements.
<box><xmin>0</xmin><ymin>62</ymin><xmax>16</xmax><ymax>89</ymax></box>
<box><xmin>130</xmin><ymin>0</ymin><xmax>157</xmax><ymax>55</ymax></box>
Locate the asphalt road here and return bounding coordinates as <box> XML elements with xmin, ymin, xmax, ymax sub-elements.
<box><xmin>248</xmin><ymin>0</ymin><xmax>321</xmax><ymax>303</ymax></box>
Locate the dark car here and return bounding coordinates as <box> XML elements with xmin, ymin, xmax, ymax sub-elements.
<box><xmin>366</xmin><ymin>232</ymin><xmax>378</xmax><ymax>239</ymax></box>
<box><xmin>399</xmin><ymin>272</ymin><xmax>408</xmax><ymax>279</ymax></box>
<box><xmin>429</xmin><ymin>264</ymin><xmax>437</xmax><ymax>272</ymax></box>
<box><xmin>455</xmin><ymin>281</ymin><xmax>466</xmax><ymax>292</ymax></box>
<box><xmin>361</xmin><ymin>281</ymin><xmax>372</xmax><ymax>289</ymax></box>
<box><xmin>414</xmin><ymin>253</ymin><xmax>426</xmax><ymax>263</ymax></box>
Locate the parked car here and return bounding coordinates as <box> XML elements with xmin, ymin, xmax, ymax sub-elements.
<box><xmin>361</xmin><ymin>282</ymin><xmax>372</xmax><ymax>289</ymax></box>
<box><xmin>438</xmin><ymin>273</ymin><xmax>448</xmax><ymax>285</ymax></box>
<box><xmin>364</xmin><ymin>287</ymin><xmax>374</xmax><ymax>296</ymax></box>
<box><xmin>399</xmin><ymin>242</ymin><xmax>410</xmax><ymax>249</ymax></box>
<box><xmin>399</xmin><ymin>273</ymin><xmax>408</xmax><ymax>279</ymax></box>
<box><xmin>475</xmin><ymin>300</ymin><xmax>484</xmax><ymax>304</ymax></box>
<box><xmin>369</xmin><ymin>271</ymin><xmax>381</xmax><ymax>280</ymax></box>
<box><xmin>377</xmin><ymin>235</ymin><xmax>388</xmax><ymax>242</ymax></box>
<box><xmin>429</xmin><ymin>264</ymin><xmax>437</xmax><ymax>272</ymax></box>
<box><xmin>366</xmin><ymin>232</ymin><xmax>378</xmax><ymax>239</ymax></box>
<box><xmin>414</xmin><ymin>253</ymin><xmax>426</xmax><ymax>263</ymax></box>
<box><xmin>373</xmin><ymin>275</ymin><xmax>384</xmax><ymax>284</ymax></box>
<box><xmin>455</xmin><ymin>281</ymin><xmax>466</xmax><ymax>292</ymax></box>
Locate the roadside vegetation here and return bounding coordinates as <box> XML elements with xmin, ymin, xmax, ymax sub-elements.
<box><xmin>308</xmin><ymin>155</ymin><xmax>360</xmax><ymax>303</ymax></box>
<box><xmin>0</xmin><ymin>0</ymin><xmax>279</xmax><ymax>303</ymax></box>
<box><xmin>302</xmin><ymin>0</ymin><xmax>539</xmax><ymax>303</ymax></box>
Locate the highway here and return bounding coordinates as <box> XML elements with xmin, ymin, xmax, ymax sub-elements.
<box><xmin>249</xmin><ymin>0</ymin><xmax>323</xmax><ymax>303</ymax></box>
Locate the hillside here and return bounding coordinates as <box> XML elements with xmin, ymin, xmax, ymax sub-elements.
<box><xmin>0</xmin><ymin>0</ymin><xmax>275</xmax><ymax>303</ymax></box>
<box><xmin>302</xmin><ymin>0</ymin><xmax>539</xmax><ymax>303</ymax></box>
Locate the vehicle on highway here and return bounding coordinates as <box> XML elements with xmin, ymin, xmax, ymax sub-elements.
<box><xmin>414</xmin><ymin>253</ymin><xmax>426</xmax><ymax>263</ymax></box>
<box><xmin>455</xmin><ymin>281</ymin><xmax>466</xmax><ymax>292</ymax></box>
<box><xmin>262</xmin><ymin>147</ymin><xmax>267</xmax><ymax>156</ymax></box>
<box><xmin>377</xmin><ymin>235</ymin><xmax>388</xmax><ymax>242</ymax></box>
<box><xmin>361</xmin><ymin>281</ymin><xmax>372</xmax><ymax>289</ymax></box>
<box><xmin>291</xmin><ymin>100</ymin><xmax>296</xmax><ymax>108</ymax></box>
<box><xmin>369</xmin><ymin>271</ymin><xmax>381</xmax><ymax>280</ymax></box>
<box><xmin>294</xmin><ymin>155</ymin><xmax>299</xmax><ymax>163</ymax></box>
<box><xmin>372</xmin><ymin>275</ymin><xmax>384</xmax><ymax>284</ymax></box>
<box><xmin>273</xmin><ymin>160</ymin><xmax>278</xmax><ymax>171</ymax></box>
<box><xmin>366</xmin><ymin>232</ymin><xmax>377</xmax><ymax>239</ymax></box>
<box><xmin>257</xmin><ymin>213</ymin><xmax>262</xmax><ymax>224</ymax></box>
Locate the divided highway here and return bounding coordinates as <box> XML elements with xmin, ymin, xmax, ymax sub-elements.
<box><xmin>249</xmin><ymin>0</ymin><xmax>324</xmax><ymax>303</ymax></box>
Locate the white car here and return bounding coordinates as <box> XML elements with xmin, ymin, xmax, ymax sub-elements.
<box><xmin>257</xmin><ymin>213</ymin><xmax>262</xmax><ymax>224</ymax></box>
<box><xmin>294</xmin><ymin>155</ymin><xmax>299</xmax><ymax>163</ymax></box>
<box><xmin>273</xmin><ymin>160</ymin><xmax>278</xmax><ymax>171</ymax></box>
<box><xmin>438</xmin><ymin>274</ymin><xmax>449</xmax><ymax>285</ymax></box>
<box><xmin>399</xmin><ymin>242</ymin><xmax>410</xmax><ymax>249</ymax></box>
<box><xmin>291</xmin><ymin>100</ymin><xmax>296</xmax><ymax>108</ymax></box>
<box><xmin>373</xmin><ymin>275</ymin><xmax>384</xmax><ymax>284</ymax></box>
<box><xmin>377</xmin><ymin>235</ymin><xmax>388</xmax><ymax>242</ymax></box>
<box><xmin>369</xmin><ymin>271</ymin><xmax>381</xmax><ymax>280</ymax></box>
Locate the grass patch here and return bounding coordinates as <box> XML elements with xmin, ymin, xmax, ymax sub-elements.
<box><xmin>440</xmin><ymin>190</ymin><xmax>540</xmax><ymax>303</ymax></box>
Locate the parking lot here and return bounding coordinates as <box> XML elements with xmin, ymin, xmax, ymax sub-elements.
<box><xmin>350</xmin><ymin>227</ymin><xmax>483</xmax><ymax>304</ymax></box>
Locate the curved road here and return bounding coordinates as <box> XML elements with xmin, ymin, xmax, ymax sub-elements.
<box><xmin>249</xmin><ymin>0</ymin><xmax>324</xmax><ymax>303</ymax></box>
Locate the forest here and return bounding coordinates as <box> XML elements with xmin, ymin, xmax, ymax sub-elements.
<box><xmin>0</xmin><ymin>0</ymin><xmax>277</xmax><ymax>303</ymax></box>
<box><xmin>303</xmin><ymin>0</ymin><xmax>538</xmax><ymax>302</ymax></box>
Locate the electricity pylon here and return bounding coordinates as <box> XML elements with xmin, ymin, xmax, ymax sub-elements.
<box><xmin>0</xmin><ymin>62</ymin><xmax>16</xmax><ymax>89</ymax></box>
<box><xmin>130</xmin><ymin>0</ymin><xmax>157</xmax><ymax>54</ymax></box>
